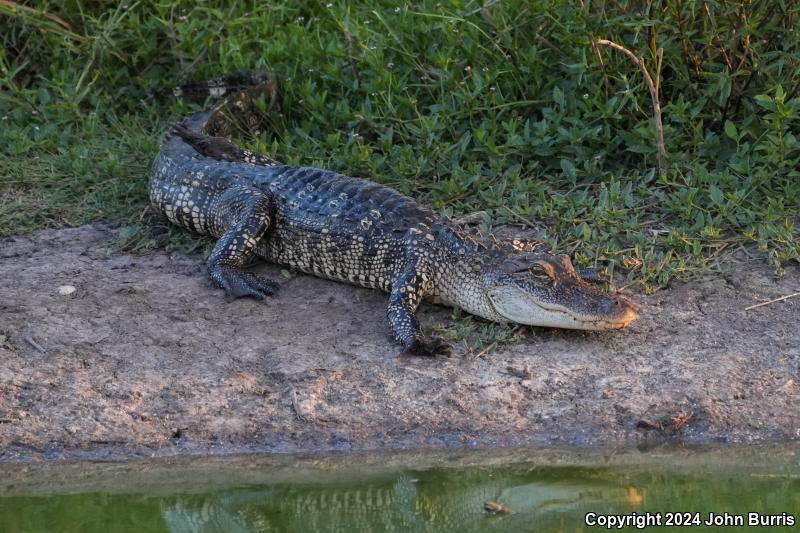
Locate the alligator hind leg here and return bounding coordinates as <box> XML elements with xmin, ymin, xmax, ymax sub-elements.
<box><xmin>387</xmin><ymin>263</ymin><xmax>451</xmax><ymax>356</ymax></box>
<box><xmin>207</xmin><ymin>184</ymin><xmax>279</xmax><ymax>300</ymax></box>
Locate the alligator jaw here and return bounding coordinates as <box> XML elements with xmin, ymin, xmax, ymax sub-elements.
<box><xmin>486</xmin><ymin>285</ymin><xmax>639</xmax><ymax>331</ymax></box>
<box><xmin>531</xmin><ymin>295</ymin><xmax>639</xmax><ymax>330</ymax></box>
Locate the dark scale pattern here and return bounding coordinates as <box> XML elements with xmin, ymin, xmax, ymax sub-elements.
<box><xmin>151</xmin><ymin>76</ymin><xmax>639</xmax><ymax>354</ymax></box>
<box><xmin>152</xmin><ymin>134</ymin><xmax>459</xmax><ymax>354</ymax></box>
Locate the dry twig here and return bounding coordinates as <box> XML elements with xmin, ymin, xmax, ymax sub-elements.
<box><xmin>744</xmin><ymin>292</ymin><xmax>800</xmax><ymax>311</ymax></box>
<box><xmin>23</xmin><ymin>334</ymin><xmax>46</xmax><ymax>354</ymax></box>
<box><xmin>0</xmin><ymin>0</ymin><xmax>73</xmax><ymax>31</ymax></box>
<box><xmin>595</xmin><ymin>39</ymin><xmax>669</xmax><ymax>176</ymax></box>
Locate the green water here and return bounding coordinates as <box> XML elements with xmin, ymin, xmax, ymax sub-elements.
<box><xmin>0</xmin><ymin>448</ymin><xmax>798</xmax><ymax>532</ymax></box>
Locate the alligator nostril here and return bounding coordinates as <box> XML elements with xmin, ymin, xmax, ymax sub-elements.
<box><xmin>616</xmin><ymin>296</ymin><xmax>640</xmax><ymax>314</ymax></box>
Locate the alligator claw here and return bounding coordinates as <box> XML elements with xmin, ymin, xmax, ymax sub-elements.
<box><xmin>406</xmin><ymin>335</ymin><xmax>452</xmax><ymax>357</ymax></box>
<box><xmin>212</xmin><ymin>267</ymin><xmax>279</xmax><ymax>300</ymax></box>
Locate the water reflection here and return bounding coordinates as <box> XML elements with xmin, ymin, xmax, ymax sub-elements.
<box><xmin>151</xmin><ymin>465</ymin><xmax>796</xmax><ymax>532</ymax></box>
<box><xmin>1</xmin><ymin>455</ymin><xmax>798</xmax><ymax>533</ymax></box>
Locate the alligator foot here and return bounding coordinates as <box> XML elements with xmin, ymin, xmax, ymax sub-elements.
<box><xmin>205</xmin><ymin>183</ymin><xmax>277</xmax><ymax>300</ymax></box>
<box><xmin>406</xmin><ymin>335</ymin><xmax>452</xmax><ymax>357</ymax></box>
<box><xmin>211</xmin><ymin>266</ymin><xmax>279</xmax><ymax>300</ymax></box>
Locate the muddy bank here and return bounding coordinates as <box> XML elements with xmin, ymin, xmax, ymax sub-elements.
<box><xmin>1</xmin><ymin>446</ymin><xmax>797</xmax><ymax>497</ymax></box>
<box><xmin>0</xmin><ymin>223</ymin><xmax>798</xmax><ymax>461</ymax></box>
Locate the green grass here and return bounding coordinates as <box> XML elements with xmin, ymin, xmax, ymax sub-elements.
<box><xmin>1</xmin><ymin>0</ymin><xmax>798</xmax><ymax>290</ymax></box>
<box><xmin>433</xmin><ymin>308</ymin><xmax>526</xmax><ymax>356</ymax></box>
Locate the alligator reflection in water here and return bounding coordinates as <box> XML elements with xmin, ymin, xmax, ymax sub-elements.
<box><xmin>157</xmin><ymin>467</ymin><xmax>646</xmax><ymax>532</ymax></box>
<box><xmin>2</xmin><ymin>456</ymin><xmax>798</xmax><ymax>533</ymax></box>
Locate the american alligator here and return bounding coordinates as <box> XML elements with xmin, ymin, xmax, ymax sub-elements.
<box><xmin>150</xmin><ymin>72</ymin><xmax>638</xmax><ymax>355</ymax></box>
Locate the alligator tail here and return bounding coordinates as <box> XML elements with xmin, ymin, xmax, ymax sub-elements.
<box><xmin>170</xmin><ymin>123</ymin><xmax>279</xmax><ymax>167</ymax></box>
<box><xmin>171</xmin><ymin>70</ymin><xmax>277</xmax><ymax>101</ymax></box>
<box><xmin>172</xmin><ymin>70</ymin><xmax>279</xmax><ymax>136</ymax></box>
<box><xmin>168</xmin><ymin>70</ymin><xmax>280</xmax><ymax>165</ymax></box>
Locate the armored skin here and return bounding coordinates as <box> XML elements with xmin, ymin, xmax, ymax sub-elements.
<box><xmin>150</xmin><ymin>73</ymin><xmax>638</xmax><ymax>355</ymax></box>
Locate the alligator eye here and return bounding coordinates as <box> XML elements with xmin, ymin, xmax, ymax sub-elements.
<box><xmin>527</xmin><ymin>264</ymin><xmax>552</xmax><ymax>282</ymax></box>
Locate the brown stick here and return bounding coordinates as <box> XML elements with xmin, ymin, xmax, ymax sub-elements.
<box><xmin>0</xmin><ymin>0</ymin><xmax>74</xmax><ymax>32</ymax></box>
<box><xmin>0</xmin><ymin>0</ymin><xmax>86</xmax><ymax>42</ymax></box>
<box><xmin>595</xmin><ymin>39</ymin><xmax>669</xmax><ymax>176</ymax></box>
<box><xmin>744</xmin><ymin>292</ymin><xmax>800</xmax><ymax>311</ymax></box>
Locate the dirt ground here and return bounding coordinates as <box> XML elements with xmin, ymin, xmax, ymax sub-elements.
<box><xmin>0</xmin><ymin>223</ymin><xmax>798</xmax><ymax>462</ymax></box>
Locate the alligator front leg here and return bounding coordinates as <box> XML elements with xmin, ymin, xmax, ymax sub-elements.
<box><xmin>387</xmin><ymin>263</ymin><xmax>451</xmax><ymax>356</ymax></box>
<box><xmin>207</xmin><ymin>184</ymin><xmax>279</xmax><ymax>299</ymax></box>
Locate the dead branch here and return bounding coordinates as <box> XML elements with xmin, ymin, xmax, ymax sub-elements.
<box><xmin>0</xmin><ymin>0</ymin><xmax>74</xmax><ymax>32</ymax></box>
<box><xmin>595</xmin><ymin>39</ymin><xmax>669</xmax><ymax>176</ymax></box>
<box><xmin>744</xmin><ymin>292</ymin><xmax>800</xmax><ymax>311</ymax></box>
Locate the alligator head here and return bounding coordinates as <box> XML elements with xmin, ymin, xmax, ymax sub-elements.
<box><xmin>481</xmin><ymin>253</ymin><xmax>639</xmax><ymax>330</ymax></box>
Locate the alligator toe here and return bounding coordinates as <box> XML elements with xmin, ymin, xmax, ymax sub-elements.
<box><xmin>212</xmin><ymin>266</ymin><xmax>278</xmax><ymax>300</ymax></box>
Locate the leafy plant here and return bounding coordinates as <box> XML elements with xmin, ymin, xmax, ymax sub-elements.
<box><xmin>0</xmin><ymin>0</ymin><xmax>797</xmax><ymax>291</ymax></box>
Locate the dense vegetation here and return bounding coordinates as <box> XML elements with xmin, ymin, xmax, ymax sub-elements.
<box><xmin>1</xmin><ymin>0</ymin><xmax>798</xmax><ymax>288</ymax></box>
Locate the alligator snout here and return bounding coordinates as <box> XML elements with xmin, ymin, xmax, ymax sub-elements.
<box><xmin>605</xmin><ymin>294</ymin><xmax>639</xmax><ymax>328</ymax></box>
